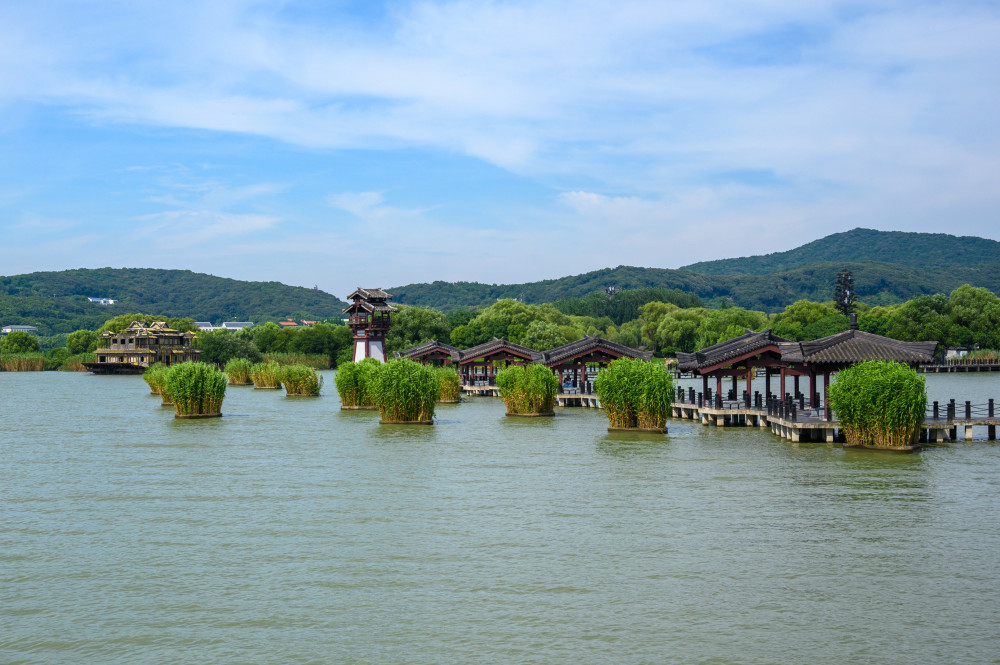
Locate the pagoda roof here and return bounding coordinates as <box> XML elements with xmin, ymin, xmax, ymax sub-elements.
<box><xmin>343</xmin><ymin>300</ymin><xmax>398</xmax><ymax>314</ymax></box>
<box><xmin>676</xmin><ymin>329</ymin><xmax>790</xmax><ymax>372</ymax></box>
<box><xmin>778</xmin><ymin>329</ymin><xmax>937</xmax><ymax>366</ymax></box>
<box><xmin>458</xmin><ymin>338</ymin><xmax>545</xmax><ymax>364</ymax></box>
<box><xmin>395</xmin><ymin>339</ymin><xmax>462</xmax><ymax>361</ymax></box>
<box><xmin>544</xmin><ymin>335</ymin><xmax>652</xmax><ymax>365</ymax></box>
<box><xmin>347</xmin><ymin>287</ymin><xmax>393</xmax><ymax>301</ymax></box>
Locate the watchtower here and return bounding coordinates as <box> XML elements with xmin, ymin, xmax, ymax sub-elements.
<box><xmin>343</xmin><ymin>288</ymin><xmax>396</xmax><ymax>362</ymax></box>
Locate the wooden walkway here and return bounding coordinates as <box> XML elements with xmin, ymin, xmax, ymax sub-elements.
<box><xmin>673</xmin><ymin>398</ymin><xmax>1000</xmax><ymax>443</ymax></box>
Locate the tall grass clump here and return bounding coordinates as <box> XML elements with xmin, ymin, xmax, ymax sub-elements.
<box><xmin>370</xmin><ymin>359</ymin><xmax>439</xmax><ymax>424</ymax></box>
<box><xmin>594</xmin><ymin>358</ymin><xmax>674</xmax><ymax>430</ymax></box>
<box><xmin>496</xmin><ymin>364</ymin><xmax>559</xmax><ymax>416</ymax></box>
<box><xmin>264</xmin><ymin>352</ymin><xmax>330</xmax><ymax>369</ymax></box>
<box><xmin>828</xmin><ymin>360</ymin><xmax>927</xmax><ymax>449</ymax></box>
<box><xmin>59</xmin><ymin>353</ymin><xmax>95</xmax><ymax>372</ymax></box>
<box><xmin>161</xmin><ymin>361</ymin><xmax>227</xmax><ymax>418</ymax></box>
<box><xmin>334</xmin><ymin>357</ymin><xmax>381</xmax><ymax>409</ymax></box>
<box><xmin>224</xmin><ymin>357</ymin><xmax>254</xmax><ymax>385</ymax></box>
<box><xmin>250</xmin><ymin>361</ymin><xmax>282</xmax><ymax>389</ymax></box>
<box><xmin>436</xmin><ymin>366</ymin><xmax>461</xmax><ymax>403</ymax></box>
<box><xmin>281</xmin><ymin>364</ymin><xmax>323</xmax><ymax>396</ymax></box>
<box><xmin>143</xmin><ymin>363</ymin><xmax>168</xmax><ymax>394</ymax></box>
<box><xmin>0</xmin><ymin>353</ymin><xmax>47</xmax><ymax>371</ymax></box>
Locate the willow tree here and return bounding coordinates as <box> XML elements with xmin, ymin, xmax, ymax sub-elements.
<box><xmin>828</xmin><ymin>360</ymin><xmax>926</xmax><ymax>449</ymax></box>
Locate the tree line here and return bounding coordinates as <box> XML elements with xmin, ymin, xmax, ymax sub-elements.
<box><xmin>4</xmin><ymin>284</ymin><xmax>999</xmax><ymax>370</ymax></box>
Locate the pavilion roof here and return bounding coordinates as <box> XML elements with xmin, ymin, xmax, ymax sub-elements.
<box><xmin>778</xmin><ymin>329</ymin><xmax>937</xmax><ymax>366</ymax></box>
<box><xmin>458</xmin><ymin>338</ymin><xmax>545</xmax><ymax>364</ymax></box>
<box><xmin>676</xmin><ymin>329</ymin><xmax>790</xmax><ymax>372</ymax></box>
<box><xmin>543</xmin><ymin>335</ymin><xmax>652</xmax><ymax>365</ymax></box>
<box><xmin>395</xmin><ymin>339</ymin><xmax>461</xmax><ymax>361</ymax></box>
<box><xmin>346</xmin><ymin>287</ymin><xmax>392</xmax><ymax>301</ymax></box>
<box><xmin>343</xmin><ymin>300</ymin><xmax>398</xmax><ymax>314</ymax></box>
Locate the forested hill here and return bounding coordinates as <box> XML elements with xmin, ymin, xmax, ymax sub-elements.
<box><xmin>393</xmin><ymin>262</ymin><xmax>1000</xmax><ymax>313</ymax></box>
<box><xmin>680</xmin><ymin>228</ymin><xmax>1000</xmax><ymax>275</ymax></box>
<box><xmin>0</xmin><ymin>268</ymin><xmax>348</xmax><ymax>335</ymax></box>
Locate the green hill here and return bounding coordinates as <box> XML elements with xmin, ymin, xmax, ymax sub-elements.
<box><xmin>391</xmin><ymin>230</ymin><xmax>1000</xmax><ymax>312</ymax></box>
<box><xmin>0</xmin><ymin>268</ymin><xmax>348</xmax><ymax>335</ymax></box>
<box><xmin>680</xmin><ymin>228</ymin><xmax>1000</xmax><ymax>275</ymax></box>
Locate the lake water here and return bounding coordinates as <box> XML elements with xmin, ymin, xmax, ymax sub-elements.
<box><xmin>3</xmin><ymin>371</ymin><xmax>1000</xmax><ymax>664</ymax></box>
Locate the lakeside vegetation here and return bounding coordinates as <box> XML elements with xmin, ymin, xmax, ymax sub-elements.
<box><xmin>828</xmin><ymin>361</ymin><xmax>927</xmax><ymax>449</ymax></box>
<box><xmin>281</xmin><ymin>364</ymin><xmax>323</xmax><ymax>396</ymax></box>
<box><xmin>496</xmin><ymin>364</ymin><xmax>559</xmax><ymax>415</ymax></box>
<box><xmin>334</xmin><ymin>358</ymin><xmax>381</xmax><ymax>408</ymax></box>
<box><xmin>595</xmin><ymin>358</ymin><xmax>675</xmax><ymax>430</ymax></box>
<box><xmin>162</xmin><ymin>362</ymin><xmax>227</xmax><ymax>418</ymax></box>
<box><xmin>370</xmin><ymin>359</ymin><xmax>438</xmax><ymax>423</ymax></box>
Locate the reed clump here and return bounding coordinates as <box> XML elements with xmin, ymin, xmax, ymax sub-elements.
<box><xmin>594</xmin><ymin>358</ymin><xmax>674</xmax><ymax>430</ymax></box>
<box><xmin>264</xmin><ymin>352</ymin><xmax>330</xmax><ymax>369</ymax></box>
<box><xmin>250</xmin><ymin>361</ymin><xmax>282</xmax><ymax>389</ymax></box>
<box><xmin>371</xmin><ymin>359</ymin><xmax>438</xmax><ymax>423</ymax></box>
<box><xmin>161</xmin><ymin>361</ymin><xmax>227</xmax><ymax>418</ymax></box>
<box><xmin>436</xmin><ymin>366</ymin><xmax>461</xmax><ymax>402</ymax></box>
<box><xmin>334</xmin><ymin>357</ymin><xmax>380</xmax><ymax>408</ymax></box>
<box><xmin>828</xmin><ymin>360</ymin><xmax>927</xmax><ymax>448</ymax></box>
<box><xmin>224</xmin><ymin>357</ymin><xmax>254</xmax><ymax>385</ymax></box>
<box><xmin>496</xmin><ymin>364</ymin><xmax>559</xmax><ymax>416</ymax></box>
<box><xmin>143</xmin><ymin>363</ymin><xmax>168</xmax><ymax>394</ymax></box>
<box><xmin>281</xmin><ymin>364</ymin><xmax>323</xmax><ymax>396</ymax></box>
<box><xmin>0</xmin><ymin>353</ymin><xmax>47</xmax><ymax>371</ymax></box>
<box><xmin>59</xmin><ymin>353</ymin><xmax>95</xmax><ymax>372</ymax></box>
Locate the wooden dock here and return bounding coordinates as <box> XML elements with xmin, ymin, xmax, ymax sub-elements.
<box><xmin>672</xmin><ymin>397</ymin><xmax>1000</xmax><ymax>443</ymax></box>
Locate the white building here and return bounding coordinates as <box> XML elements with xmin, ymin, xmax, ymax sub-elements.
<box><xmin>87</xmin><ymin>297</ymin><xmax>117</xmax><ymax>305</ymax></box>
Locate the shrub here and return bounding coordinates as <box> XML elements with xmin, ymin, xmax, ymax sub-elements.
<box><xmin>249</xmin><ymin>361</ymin><xmax>282</xmax><ymax>389</ymax></box>
<box><xmin>828</xmin><ymin>360</ymin><xmax>927</xmax><ymax>448</ymax></box>
<box><xmin>224</xmin><ymin>357</ymin><xmax>254</xmax><ymax>385</ymax></box>
<box><xmin>436</xmin><ymin>366</ymin><xmax>461</xmax><ymax>402</ymax></box>
<box><xmin>162</xmin><ymin>361</ymin><xmax>227</xmax><ymax>417</ymax></box>
<box><xmin>594</xmin><ymin>358</ymin><xmax>674</xmax><ymax>429</ymax></box>
<box><xmin>334</xmin><ymin>357</ymin><xmax>381</xmax><ymax>407</ymax></box>
<box><xmin>281</xmin><ymin>364</ymin><xmax>323</xmax><ymax>396</ymax></box>
<box><xmin>370</xmin><ymin>359</ymin><xmax>439</xmax><ymax>423</ymax></box>
<box><xmin>496</xmin><ymin>364</ymin><xmax>559</xmax><ymax>415</ymax></box>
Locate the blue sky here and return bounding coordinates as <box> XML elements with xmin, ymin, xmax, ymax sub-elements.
<box><xmin>1</xmin><ymin>0</ymin><xmax>998</xmax><ymax>297</ymax></box>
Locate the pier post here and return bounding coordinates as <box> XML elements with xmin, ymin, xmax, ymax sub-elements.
<box><xmin>989</xmin><ymin>425</ymin><xmax>996</xmax><ymax>441</ymax></box>
<box><xmin>966</xmin><ymin>401</ymin><xmax>972</xmax><ymax>420</ymax></box>
<box><xmin>990</xmin><ymin>399</ymin><xmax>995</xmax><ymax>418</ymax></box>
<box><xmin>933</xmin><ymin>401</ymin><xmax>939</xmax><ymax>420</ymax></box>
<box><xmin>948</xmin><ymin>400</ymin><xmax>956</xmax><ymax>421</ymax></box>
<box><xmin>965</xmin><ymin>425</ymin><xmax>973</xmax><ymax>441</ymax></box>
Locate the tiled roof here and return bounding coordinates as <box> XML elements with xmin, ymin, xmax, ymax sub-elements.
<box><xmin>778</xmin><ymin>329</ymin><xmax>936</xmax><ymax>365</ymax></box>
<box><xmin>458</xmin><ymin>338</ymin><xmax>545</xmax><ymax>364</ymax></box>
<box><xmin>543</xmin><ymin>335</ymin><xmax>652</xmax><ymax>365</ymax></box>
<box><xmin>676</xmin><ymin>329</ymin><xmax>790</xmax><ymax>371</ymax></box>
<box><xmin>395</xmin><ymin>339</ymin><xmax>462</xmax><ymax>361</ymax></box>
<box><xmin>347</xmin><ymin>287</ymin><xmax>393</xmax><ymax>301</ymax></box>
<box><xmin>343</xmin><ymin>300</ymin><xmax>398</xmax><ymax>314</ymax></box>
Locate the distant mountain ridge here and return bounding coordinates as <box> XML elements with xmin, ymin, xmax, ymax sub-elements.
<box><xmin>0</xmin><ymin>268</ymin><xmax>349</xmax><ymax>335</ymax></box>
<box><xmin>680</xmin><ymin>228</ymin><xmax>1000</xmax><ymax>275</ymax></box>
<box><xmin>390</xmin><ymin>229</ymin><xmax>1000</xmax><ymax>312</ymax></box>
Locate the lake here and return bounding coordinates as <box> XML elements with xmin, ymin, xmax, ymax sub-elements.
<box><xmin>2</xmin><ymin>370</ymin><xmax>999</xmax><ymax>664</ymax></box>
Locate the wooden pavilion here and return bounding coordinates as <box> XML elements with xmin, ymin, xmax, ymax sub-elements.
<box><xmin>777</xmin><ymin>318</ymin><xmax>937</xmax><ymax>408</ymax></box>
<box><xmin>394</xmin><ymin>339</ymin><xmax>461</xmax><ymax>366</ymax></box>
<box><xmin>457</xmin><ymin>338</ymin><xmax>544</xmax><ymax>386</ymax></box>
<box><xmin>676</xmin><ymin>329</ymin><xmax>790</xmax><ymax>405</ymax></box>
<box><xmin>544</xmin><ymin>335</ymin><xmax>653</xmax><ymax>395</ymax></box>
